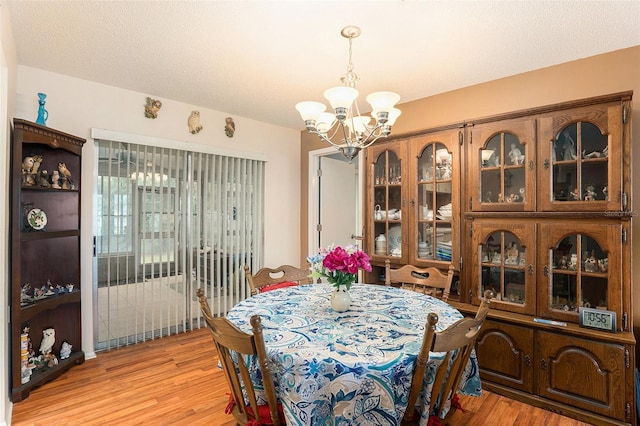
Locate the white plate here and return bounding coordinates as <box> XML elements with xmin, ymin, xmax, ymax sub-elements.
<box><xmin>27</xmin><ymin>208</ymin><xmax>47</xmax><ymax>230</ymax></box>
<box><xmin>388</xmin><ymin>225</ymin><xmax>402</xmax><ymax>251</ymax></box>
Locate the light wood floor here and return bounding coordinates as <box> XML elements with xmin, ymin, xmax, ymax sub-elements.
<box><xmin>11</xmin><ymin>327</ymin><xmax>591</xmax><ymax>426</ymax></box>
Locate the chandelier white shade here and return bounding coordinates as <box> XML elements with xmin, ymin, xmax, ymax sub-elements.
<box><xmin>295</xmin><ymin>26</ymin><xmax>401</xmax><ymax>161</ymax></box>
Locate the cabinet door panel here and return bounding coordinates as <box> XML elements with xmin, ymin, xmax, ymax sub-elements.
<box><xmin>538</xmin><ymin>102</ymin><xmax>624</xmax><ymax>212</ymax></box>
<box><xmin>469</xmin><ymin>118</ymin><xmax>536</xmax><ymax>212</ymax></box>
<box><xmin>409</xmin><ymin>131</ymin><xmax>460</xmax><ymax>269</ymax></box>
<box><xmin>470</xmin><ymin>219</ymin><xmax>536</xmax><ymax>315</ymax></box>
<box><xmin>366</xmin><ymin>142</ymin><xmax>408</xmax><ymax>264</ymax></box>
<box><xmin>536</xmin><ymin>331</ymin><xmax>627</xmax><ymax>420</ymax></box>
<box><xmin>538</xmin><ymin>221</ymin><xmax>622</xmax><ymax>326</ymax></box>
<box><xmin>476</xmin><ymin>320</ymin><xmax>534</xmax><ymax>392</ymax></box>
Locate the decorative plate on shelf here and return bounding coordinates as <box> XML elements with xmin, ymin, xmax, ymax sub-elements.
<box><xmin>388</xmin><ymin>225</ymin><xmax>402</xmax><ymax>251</ymax></box>
<box><xmin>27</xmin><ymin>208</ymin><xmax>47</xmax><ymax>230</ymax></box>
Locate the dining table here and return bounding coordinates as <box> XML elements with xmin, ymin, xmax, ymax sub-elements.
<box><xmin>226</xmin><ymin>283</ymin><xmax>482</xmax><ymax>426</ymax></box>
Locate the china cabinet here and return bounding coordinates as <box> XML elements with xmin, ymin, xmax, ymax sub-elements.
<box><xmin>9</xmin><ymin>119</ymin><xmax>85</xmax><ymax>401</ymax></box>
<box><xmin>364</xmin><ymin>91</ymin><xmax>634</xmax><ymax>425</ymax></box>
<box><xmin>461</xmin><ymin>92</ymin><xmax>634</xmax><ymax>425</ymax></box>
<box><xmin>364</xmin><ymin>127</ymin><xmax>461</xmax><ymax>282</ymax></box>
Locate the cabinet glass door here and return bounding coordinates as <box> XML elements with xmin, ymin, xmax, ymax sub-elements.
<box><xmin>414</xmin><ymin>139</ymin><xmax>455</xmax><ymax>266</ymax></box>
<box><xmin>369</xmin><ymin>143</ymin><xmax>406</xmax><ymax>263</ymax></box>
<box><xmin>469</xmin><ymin>119</ymin><xmax>535</xmax><ymax>212</ymax></box>
<box><xmin>539</xmin><ymin>223</ymin><xmax>622</xmax><ymax>325</ymax></box>
<box><xmin>472</xmin><ymin>220</ymin><xmax>535</xmax><ymax>315</ymax></box>
<box><xmin>538</xmin><ymin>103</ymin><xmax>624</xmax><ymax>212</ymax></box>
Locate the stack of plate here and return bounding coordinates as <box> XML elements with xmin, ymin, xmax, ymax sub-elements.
<box><xmin>436</xmin><ymin>203</ymin><xmax>452</xmax><ymax>220</ymax></box>
<box><xmin>436</xmin><ymin>241</ymin><xmax>452</xmax><ymax>261</ymax></box>
<box><xmin>418</xmin><ymin>241</ymin><xmax>431</xmax><ymax>258</ymax></box>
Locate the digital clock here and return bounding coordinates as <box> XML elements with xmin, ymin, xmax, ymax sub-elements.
<box><xmin>579</xmin><ymin>307</ymin><xmax>617</xmax><ymax>333</ymax></box>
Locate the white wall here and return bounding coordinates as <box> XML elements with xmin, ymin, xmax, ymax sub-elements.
<box><xmin>1</xmin><ymin>1</ymin><xmax>17</xmax><ymax>423</ymax></box>
<box><xmin>14</xmin><ymin>65</ymin><xmax>301</xmax><ymax>359</ymax></box>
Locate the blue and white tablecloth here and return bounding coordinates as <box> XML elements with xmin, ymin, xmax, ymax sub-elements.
<box><xmin>226</xmin><ymin>283</ymin><xmax>482</xmax><ymax>425</ymax></box>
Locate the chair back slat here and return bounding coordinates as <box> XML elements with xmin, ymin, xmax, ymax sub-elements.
<box><xmin>245</xmin><ymin>264</ymin><xmax>312</xmax><ymax>295</ymax></box>
<box><xmin>196</xmin><ymin>288</ymin><xmax>282</xmax><ymax>426</ymax></box>
<box><xmin>385</xmin><ymin>260</ymin><xmax>454</xmax><ymax>302</ymax></box>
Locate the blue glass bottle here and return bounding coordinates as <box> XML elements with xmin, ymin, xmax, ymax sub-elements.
<box><xmin>36</xmin><ymin>93</ymin><xmax>48</xmax><ymax>126</ymax></box>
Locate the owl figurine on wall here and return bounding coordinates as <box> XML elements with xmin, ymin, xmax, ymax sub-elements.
<box><xmin>39</xmin><ymin>327</ymin><xmax>55</xmax><ymax>355</ymax></box>
<box><xmin>144</xmin><ymin>97</ymin><xmax>162</xmax><ymax>119</ymax></box>
<box><xmin>225</xmin><ymin>117</ymin><xmax>235</xmax><ymax>138</ymax></box>
<box><xmin>188</xmin><ymin>111</ymin><xmax>203</xmax><ymax>134</ymax></box>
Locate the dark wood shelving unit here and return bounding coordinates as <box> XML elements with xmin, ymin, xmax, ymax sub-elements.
<box><xmin>10</xmin><ymin>119</ymin><xmax>86</xmax><ymax>402</ymax></box>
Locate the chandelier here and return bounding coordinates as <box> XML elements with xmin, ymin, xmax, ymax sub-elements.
<box><xmin>295</xmin><ymin>26</ymin><xmax>401</xmax><ymax>162</ymax></box>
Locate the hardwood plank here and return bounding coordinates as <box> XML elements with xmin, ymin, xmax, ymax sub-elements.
<box><xmin>11</xmin><ymin>328</ymin><xmax>590</xmax><ymax>425</ymax></box>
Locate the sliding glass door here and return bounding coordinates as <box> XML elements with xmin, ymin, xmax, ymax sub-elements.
<box><xmin>95</xmin><ymin>140</ymin><xmax>263</xmax><ymax>350</ymax></box>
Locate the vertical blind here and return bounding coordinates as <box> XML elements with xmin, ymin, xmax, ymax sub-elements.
<box><xmin>95</xmin><ymin>139</ymin><xmax>264</xmax><ymax>351</ymax></box>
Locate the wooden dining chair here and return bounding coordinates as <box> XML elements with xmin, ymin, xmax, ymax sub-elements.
<box><xmin>195</xmin><ymin>288</ymin><xmax>284</xmax><ymax>426</ymax></box>
<box><xmin>402</xmin><ymin>290</ymin><xmax>492</xmax><ymax>424</ymax></box>
<box><xmin>244</xmin><ymin>264</ymin><xmax>312</xmax><ymax>295</ymax></box>
<box><xmin>385</xmin><ymin>259</ymin><xmax>455</xmax><ymax>302</ymax></box>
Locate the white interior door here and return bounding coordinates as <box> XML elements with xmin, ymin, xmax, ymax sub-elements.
<box><xmin>318</xmin><ymin>155</ymin><xmax>359</xmax><ymax>248</ymax></box>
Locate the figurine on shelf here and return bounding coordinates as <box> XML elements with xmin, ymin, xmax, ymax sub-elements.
<box><xmin>584</xmin><ymin>185</ymin><xmax>597</xmax><ymax>201</ymax></box>
<box><xmin>558</xmin><ymin>256</ymin><xmax>568</xmax><ymax>269</ymax></box>
<box><xmin>569</xmin><ymin>253</ymin><xmax>578</xmax><ymax>270</ymax></box>
<box><xmin>51</xmin><ymin>170</ymin><xmax>61</xmax><ymax>189</ymax></box>
<box><xmin>39</xmin><ymin>170</ymin><xmax>50</xmax><ymax>187</ymax></box>
<box><xmin>561</xmin><ymin>130</ymin><xmax>577</xmax><ymax>160</ymax></box>
<box><xmin>598</xmin><ymin>258</ymin><xmax>609</xmax><ymax>272</ymax></box>
<box><xmin>31</xmin><ymin>155</ymin><xmax>43</xmax><ymax>174</ymax></box>
<box><xmin>39</xmin><ymin>327</ymin><xmax>55</xmax><ymax>355</ymax></box>
<box><xmin>570</xmin><ymin>188</ymin><xmax>580</xmax><ymax>201</ymax></box>
<box><xmin>59</xmin><ymin>341</ymin><xmax>72</xmax><ymax>360</ymax></box>
<box><xmin>66</xmin><ymin>283</ymin><xmax>74</xmax><ymax>292</ymax></box>
<box><xmin>508</xmin><ymin>143</ymin><xmax>524</xmax><ymax>165</ymax></box>
<box><xmin>58</xmin><ymin>162</ymin><xmax>73</xmax><ymax>188</ymax></box>
<box><xmin>22</xmin><ymin>156</ymin><xmax>36</xmax><ymax>186</ymax></box>
<box><xmin>583</xmin><ymin>255</ymin><xmax>598</xmax><ymax>272</ymax></box>
<box><xmin>603</xmin><ymin>186</ymin><xmax>608</xmax><ymax>200</ymax></box>
<box><xmin>506</xmin><ymin>242</ymin><xmax>519</xmax><ymax>264</ymax></box>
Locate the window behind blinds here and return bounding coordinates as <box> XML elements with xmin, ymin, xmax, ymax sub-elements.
<box><xmin>96</xmin><ymin>139</ymin><xmax>264</xmax><ymax>351</ymax></box>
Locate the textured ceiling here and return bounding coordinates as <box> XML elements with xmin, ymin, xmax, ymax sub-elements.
<box><xmin>5</xmin><ymin>1</ymin><xmax>640</xmax><ymax>131</ymax></box>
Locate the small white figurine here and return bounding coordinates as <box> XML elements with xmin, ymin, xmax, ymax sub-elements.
<box><xmin>22</xmin><ymin>156</ymin><xmax>35</xmax><ymax>173</ymax></box>
<box><xmin>562</xmin><ymin>130</ymin><xmax>577</xmax><ymax>160</ymax></box>
<box><xmin>508</xmin><ymin>143</ymin><xmax>524</xmax><ymax>165</ymax></box>
<box><xmin>31</xmin><ymin>155</ymin><xmax>43</xmax><ymax>174</ymax></box>
<box><xmin>188</xmin><ymin>111</ymin><xmax>203</xmax><ymax>134</ymax></box>
<box><xmin>59</xmin><ymin>341</ymin><xmax>72</xmax><ymax>360</ymax></box>
<box><xmin>51</xmin><ymin>170</ymin><xmax>61</xmax><ymax>189</ymax></box>
<box><xmin>39</xmin><ymin>328</ymin><xmax>55</xmax><ymax>355</ymax></box>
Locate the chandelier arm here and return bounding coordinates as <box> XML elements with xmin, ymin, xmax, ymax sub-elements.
<box><xmin>309</xmin><ymin>130</ymin><xmax>343</xmax><ymax>148</ymax></box>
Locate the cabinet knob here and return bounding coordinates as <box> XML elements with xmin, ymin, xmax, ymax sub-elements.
<box><xmin>543</xmin><ymin>159</ymin><xmax>550</xmax><ymax>169</ymax></box>
<box><xmin>524</xmin><ymin>355</ymin><xmax>532</xmax><ymax>367</ymax></box>
<box><xmin>540</xmin><ymin>359</ymin><xmax>547</xmax><ymax>370</ymax></box>
<box><xmin>543</xmin><ymin>265</ymin><xmax>549</xmax><ymax>277</ymax></box>
<box><xmin>528</xmin><ymin>264</ymin><xmax>534</xmax><ymax>275</ymax></box>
